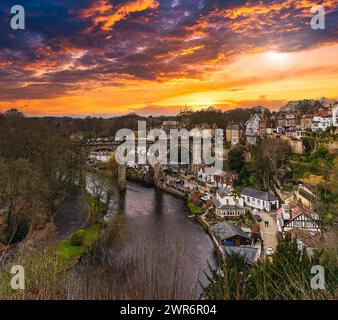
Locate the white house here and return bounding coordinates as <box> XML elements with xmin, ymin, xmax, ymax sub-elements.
<box><xmin>214</xmin><ymin>187</ymin><xmax>245</xmax><ymax>218</ymax></box>
<box><xmin>241</xmin><ymin>187</ymin><xmax>279</xmax><ymax>211</ymax></box>
<box><xmin>332</xmin><ymin>103</ymin><xmax>338</xmax><ymax>127</ymax></box>
<box><xmin>312</xmin><ymin>115</ymin><xmax>332</xmax><ymax>131</ymax></box>
<box><xmin>245</xmin><ymin>114</ymin><xmax>262</xmax><ymax>144</ymax></box>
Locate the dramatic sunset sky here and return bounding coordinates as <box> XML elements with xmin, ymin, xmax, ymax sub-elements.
<box><xmin>0</xmin><ymin>0</ymin><xmax>337</xmax><ymax>117</ymax></box>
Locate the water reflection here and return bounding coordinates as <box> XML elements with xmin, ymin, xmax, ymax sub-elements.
<box><xmin>74</xmin><ymin>173</ymin><xmax>216</xmax><ymax>299</ymax></box>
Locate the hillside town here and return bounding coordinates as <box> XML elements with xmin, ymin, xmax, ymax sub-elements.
<box><xmin>84</xmin><ymin>98</ymin><xmax>338</xmax><ymax>266</ymax></box>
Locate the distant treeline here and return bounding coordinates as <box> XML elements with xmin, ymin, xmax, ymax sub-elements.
<box><xmin>0</xmin><ymin>106</ymin><xmax>272</xmax><ymax>139</ymax></box>
<box><xmin>180</xmin><ymin>106</ymin><xmax>271</xmax><ymax>129</ymax></box>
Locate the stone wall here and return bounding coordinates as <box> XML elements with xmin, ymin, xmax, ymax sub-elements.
<box><xmin>196</xmin><ymin>214</ymin><xmax>225</xmax><ymax>262</ymax></box>
<box><xmin>158</xmin><ymin>182</ymin><xmax>186</xmax><ymax>198</ymax></box>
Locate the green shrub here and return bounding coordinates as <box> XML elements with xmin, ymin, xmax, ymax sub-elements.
<box><xmin>57</xmin><ymin>225</ymin><xmax>100</xmax><ymax>262</ymax></box>
<box><xmin>70</xmin><ymin>230</ymin><xmax>85</xmax><ymax>246</ymax></box>
<box><xmin>228</xmin><ymin>147</ymin><xmax>245</xmax><ymax>173</ymax></box>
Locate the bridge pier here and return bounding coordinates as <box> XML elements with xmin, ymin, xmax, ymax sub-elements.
<box><xmin>118</xmin><ymin>164</ymin><xmax>127</xmax><ymax>191</ymax></box>
<box><xmin>154</xmin><ymin>163</ymin><xmax>162</xmax><ymax>187</ymax></box>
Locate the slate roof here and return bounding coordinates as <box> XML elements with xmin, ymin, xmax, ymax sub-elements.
<box><xmin>298</xmin><ymin>187</ymin><xmax>316</xmax><ymax>202</ymax></box>
<box><xmin>224</xmin><ymin>246</ymin><xmax>259</xmax><ymax>265</ymax></box>
<box><xmin>211</xmin><ymin>221</ymin><xmax>250</xmax><ymax>241</ymax></box>
<box><xmin>214</xmin><ymin>199</ymin><xmax>245</xmax><ymax>211</ymax></box>
<box><xmin>204</xmin><ymin>167</ymin><xmax>226</xmax><ymax>177</ymax></box>
<box><xmin>216</xmin><ymin>187</ymin><xmax>232</xmax><ymax>198</ymax></box>
<box><xmin>241</xmin><ymin>187</ymin><xmax>279</xmax><ymax>202</ymax></box>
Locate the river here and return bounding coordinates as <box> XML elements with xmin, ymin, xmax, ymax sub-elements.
<box><xmin>68</xmin><ymin>174</ymin><xmax>216</xmax><ymax>300</ymax></box>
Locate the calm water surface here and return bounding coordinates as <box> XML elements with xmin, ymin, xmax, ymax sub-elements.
<box><xmin>71</xmin><ymin>175</ymin><xmax>216</xmax><ymax>299</ymax></box>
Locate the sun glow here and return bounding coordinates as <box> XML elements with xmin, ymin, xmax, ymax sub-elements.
<box><xmin>265</xmin><ymin>51</ymin><xmax>289</xmax><ymax>64</ymax></box>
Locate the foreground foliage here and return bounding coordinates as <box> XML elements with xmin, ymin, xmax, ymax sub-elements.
<box><xmin>204</xmin><ymin>234</ymin><xmax>338</xmax><ymax>300</ymax></box>
<box><xmin>0</xmin><ymin>110</ymin><xmax>80</xmax><ymax>245</ymax></box>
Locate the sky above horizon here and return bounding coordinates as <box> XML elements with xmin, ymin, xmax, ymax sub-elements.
<box><xmin>0</xmin><ymin>0</ymin><xmax>337</xmax><ymax>117</ymax></box>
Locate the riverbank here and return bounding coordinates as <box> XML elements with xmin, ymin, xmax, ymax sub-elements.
<box><xmin>196</xmin><ymin>213</ymin><xmax>225</xmax><ymax>262</ymax></box>
<box><xmin>127</xmin><ymin>170</ymin><xmax>154</xmax><ymax>187</ymax></box>
<box><xmin>1</xmin><ymin>176</ymin><xmax>217</xmax><ymax>299</ymax></box>
<box><xmin>158</xmin><ymin>182</ymin><xmax>187</xmax><ymax>198</ymax></box>
<box><xmin>56</xmin><ymin>192</ymin><xmax>107</xmax><ymax>263</ymax></box>
<box><xmin>155</xmin><ymin>181</ymin><xmax>223</xmax><ymax>264</ymax></box>
<box><xmin>54</xmin><ymin>187</ymin><xmax>88</xmax><ymax>240</ymax></box>
<box><xmin>0</xmin><ymin>186</ymin><xmax>83</xmax><ymax>268</ymax></box>
<box><xmin>0</xmin><ymin>184</ymin><xmax>108</xmax><ymax>299</ymax></box>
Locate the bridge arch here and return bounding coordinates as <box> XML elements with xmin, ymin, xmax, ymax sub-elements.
<box><xmin>89</xmin><ymin>146</ymin><xmax>116</xmax><ymax>153</ymax></box>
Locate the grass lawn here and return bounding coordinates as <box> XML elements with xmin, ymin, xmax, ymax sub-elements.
<box><xmin>86</xmin><ymin>194</ymin><xmax>106</xmax><ymax>218</ymax></box>
<box><xmin>187</xmin><ymin>202</ymin><xmax>203</xmax><ymax>215</ymax></box>
<box><xmin>57</xmin><ymin>224</ymin><xmax>100</xmax><ymax>263</ymax></box>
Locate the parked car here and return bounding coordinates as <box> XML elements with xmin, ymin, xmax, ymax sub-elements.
<box><xmin>254</xmin><ymin>214</ymin><xmax>262</xmax><ymax>222</ymax></box>
<box><xmin>266</xmin><ymin>247</ymin><xmax>274</xmax><ymax>256</ymax></box>
<box><xmin>174</xmin><ymin>178</ymin><xmax>182</xmax><ymax>184</ymax></box>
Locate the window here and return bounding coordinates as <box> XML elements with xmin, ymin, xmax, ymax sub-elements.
<box><xmin>295</xmin><ymin>221</ymin><xmax>302</xmax><ymax>227</ymax></box>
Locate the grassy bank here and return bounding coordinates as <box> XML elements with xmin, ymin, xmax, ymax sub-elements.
<box><xmin>56</xmin><ymin>193</ymin><xmax>106</xmax><ymax>263</ymax></box>
<box><xmin>57</xmin><ymin>225</ymin><xmax>100</xmax><ymax>263</ymax></box>
<box><xmin>187</xmin><ymin>201</ymin><xmax>203</xmax><ymax>215</ymax></box>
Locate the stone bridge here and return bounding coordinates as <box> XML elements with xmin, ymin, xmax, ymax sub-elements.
<box><xmin>78</xmin><ymin>138</ymin><xmax>199</xmax><ymax>192</ymax></box>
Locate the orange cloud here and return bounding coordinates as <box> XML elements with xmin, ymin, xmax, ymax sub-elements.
<box><xmin>179</xmin><ymin>45</ymin><xmax>205</xmax><ymax>56</ymax></box>
<box><xmin>80</xmin><ymin>0</ymin><xmax>113</xmax><ymax>18</ymax></box>
<box><xmin>187</xmin><ymin>0</ymin><xmax>338</xmax><ymax>36</ymax></box>
<box><xmin>85</xmin><ymin>0</ymin><xmax>159</xmax><ymax>30</ymax></box>
<box><xmin>205</xmin><ymin>53</ymin><xmax>225</xmax><ymax>65</ymax></box>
